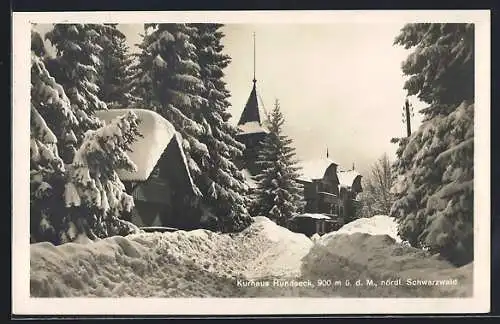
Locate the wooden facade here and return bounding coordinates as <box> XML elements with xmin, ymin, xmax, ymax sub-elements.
<box><xmin>124</xmin><ymin>138</ymin><xmax>200</xmax><ymax>230</ymax></box>
<box><xmin>96</xmin><ymin>109</ymin><xmax>201</xmax><ymax>231</ymax></box>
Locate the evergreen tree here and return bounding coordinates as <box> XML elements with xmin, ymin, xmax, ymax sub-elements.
<box><xmin>32</xmin><ymin>28</ymin><xmax>80</xmax><ymax>164</ymax></box>
<box><xmin>64</xmin><ymin>111</ymin><xmax>142</xmax><ymax>242</ymax></box>
<box><xmin>30</xmin><ymin>28</ymin><xmax>78</xmax><ymax>243</ymax></box>
<box><xmin>128</xmin><ymin>26</ymin><xmax>158</xmax><ymax>109</ymax></box>
<box><xmin>45</xmin><ymin>23</ymin><xmax>110</xmax><ymax>160</ymax></box>
<box><xmin>252</xmin><ymin>100</ymin><xmax>304</xmax><ymax>226</ymax></box>
<box><xmin>394</xmin><ymin>23</ymin><xmax>474</xmax><ymax>119</ymax></box>
<box><xmin>97</xmin><ymin>24</ymin><xmax>134</xmax><ymax>108</ymax></box>
<box><xmin>189</xmin><ymin>23</ymin><xmax>252</xmax><ymax>232</ymax></box>
<box><xmin>129</xmin><ymin>24</ymin><xmax>207</xmax><ymax>188</ymax></box>
<box><xmin>31</xmin><ymin>28</ymin><xmax>141</xmax><ymax>244</ymax></box>
<box><xmin>130</xmin><ymin>24</ymin><xmax>253</xmax><ymax>232</ymax></box>
<box><xmin>391</xmin><ymin>23</ymin><xmax>474</xmax><ymax>266</ymax></box>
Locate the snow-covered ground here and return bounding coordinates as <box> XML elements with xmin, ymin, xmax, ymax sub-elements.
<box><xmin>30</xmin><ymin>215</ymin><xmax>472</xmax><ymax>298</ymax></box>
<box><xmin>319</xmin><ymin>215</ymin><xmax>402</xmax><ymax>244</ymax></box>
<box><xmin>303</xmin><ymin>215</ymin><xmax>472</xmax><ymax>297</ymax></box>
<box><xmin>30</xmin><ymin>216</ymin><xmax>312</xmax><ymax>297</ymax></box>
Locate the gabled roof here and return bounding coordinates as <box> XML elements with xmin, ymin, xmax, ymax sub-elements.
<box><xmin>95</xmin><ymin>109</ymin><xmax>194</xmax><ymax>187</ymax></box>
<box><xmin>297</xmin><ymin>158</ymin><xmax>338</xmax><ymax>182</ymax></box>
<box><xmin>337</xmin><ymin>170</ymin><xmax>362</xmax><ymax>188</ymax></box>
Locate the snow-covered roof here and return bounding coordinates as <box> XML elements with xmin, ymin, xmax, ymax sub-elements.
<box><xmin>237</xmin><ymin>121</ymin><xmax>270</xmax><ymax>135</ymax></box>
<box><xmin>95</xmin><ymin>108</ymin><xmax>193</xmax><ymax>184</ymax></box>
<box><xmin>236</xmin><ymin>81</ymin><xmax>270</xmax><ymax>136</ymax></box>
<box><xmin>297</xmin><ymin>158</ymin><xmax>338</xmax><ymax>182</ymax></box>
<box><xmin>294</xmin><ymin>213</ymin><xmax>332</xmax><ymax>220</ymax></box>
<box><xmin>241</xmin><ymin>168</ymin><xmax>258</xmax><ymax>189</ymax></box>
<box><xmin>337</xmin><ymin>170</ymin><xmax>362</xmax><ymax>188</ymax></box>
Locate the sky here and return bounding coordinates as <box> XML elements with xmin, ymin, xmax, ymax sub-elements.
<box><xmin>219</xmin><ymin>24</ymin><xmax>425</xmax><ymax>175</ymax></box>
<box><xmin>35</xmin><ymin>23</ymin><xmax>426</xmax><ymax>176</ymax></box>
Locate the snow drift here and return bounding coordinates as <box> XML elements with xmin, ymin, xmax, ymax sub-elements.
<box><xmin>30</xmin><ymin>216</ymin><xmax>312</xmax><ymax>297</ymax></box>
<box><xmin>30</xmin><ymin>215</ymin><xmax>472</xmax><ymax>298</ymax></box>
<box><xmin>301</xmin><ymin>215</ymin><xmax>472</xmax><ymax>297</ymax></box>
<box><xmin>319</xmin><ymin>215</ymin><xmax>402</xmax><ymax>244</ymax></box>
<box><xmin>302</xmin><ymin>232</ymin><xmax>472</xmax><ymax>297</ymax></box>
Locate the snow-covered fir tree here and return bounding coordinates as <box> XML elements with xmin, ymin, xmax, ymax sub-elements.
<box><xmin>390</xmin><ymin>23</ymin><xmax>474</xmax><ymax>266</ymax></box>
<box><xmin>97</xmin><ymin>24</ymin><xmax>134</xmax><ymax>108</ymax></box>
<box><xmin>252</xmin><ymin>100</ymin><xmax>304</xmax><ymax>226</ymax></box>
<box><xmin>31</xmin><ymin>27</ymin><xmax>142</xmax><ymax>244</ymax></box>
<box><xmin>130</xmin><ymin>24</ymin><xmax>252</xmax><ymax>232</ymax></box>
<box><xmin>30</xmin><ymin>28</ymin><xmax>78</xmax><ymax>243</ymax></box>
<box><xmin>129</xmin><ymin>24</ymin><xmax>207</xmax><ymax>188</ymax></box>
<box><xmin>45</xmin><ymin>24</ymin><xmax>110</xmax><ymax>161</ymax></box>
<box><xmin>64</xmin><ymin>111</ymin><xmax>142</xmax><ymax>242</ymax></box>
<box><xmin>31</xmin><ymin>29</ymin><xmax>80</xmax><ymax>164</ymax></box>
<box><xmin>128</xmin><ymin>26</ymin><xmax>159</xmax><ymax>109</ymax></box>
<box><xmin>394</xmin><ymin>23</ymin><xmax>474</xmax><ymax>113</ymax></box>
<box><xmin>189</xmin><ymin>23</ymin><xmax>252</xmax><ymax>232</ymax></box>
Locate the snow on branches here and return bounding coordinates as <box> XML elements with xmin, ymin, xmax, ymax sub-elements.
<box><xmin>252</xmin><ymin>100</ymin><xmax>304</xmax><ymax>226</ymax></box>
<box><xmin>390</xmin><ymin>101</ymin><xmax>473</xmax><ymax>266</ymax></box>
<box><xmin>66</xmin><ymin>110</ymin><xmax>140</xmax><ymax>215</ymax></box>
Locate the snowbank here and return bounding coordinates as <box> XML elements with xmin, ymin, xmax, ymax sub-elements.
<box><xmin>301</xmin><ymin>232</ymin><xmax>472</xmax><ymax>297</ymax></box>
<box><xmin>30</xmin><ymin>217</ymin><xmax>312</xmax><ymax>297</ymax></box>
<box><xmin>30</xmin><ymin>215</ymin><xmax>472</xmax><ymax>298</ymax></box>
<box><xmin>320</xmin><ymin>215</ymin><xmax>402</xmax><ymax>244</ymax></box>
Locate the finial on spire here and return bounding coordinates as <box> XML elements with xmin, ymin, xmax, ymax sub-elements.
<box><xmin>326</xmin><ymin>147</ymin><xmax>329</xmax><ymax>158</ymax></box>
<box><xmin>352</xmin><ymin>162</ymin><xmax>355</xmax><ymax>170</ymax></box>
<box><xmin>253</xmin><ymin>32</ymin><xmax>256</xmax><ymax>84</ymax></box>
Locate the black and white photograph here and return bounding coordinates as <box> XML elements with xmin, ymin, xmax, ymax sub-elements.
<box><xmin>12</xmin><ymin>10</ymin><xmax>490</xmax><ymax>315</ymax></box>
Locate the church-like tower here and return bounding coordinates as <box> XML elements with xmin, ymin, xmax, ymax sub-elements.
<box><xmin>235</xmin><ymin>32</ymin><xmax>269</xmax><ymax>176</ymax></box>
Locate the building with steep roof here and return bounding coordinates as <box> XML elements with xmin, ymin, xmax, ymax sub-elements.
<box><xmin>96</xmin><ymin>108</ymin><xmax>201</xmax><ymax>230</ymax></box>
<box><xmin>291</xmin><ymin>155</ymin><xmax>363</xmax><ymax>236</ymax></box>
<box><xmin>337</xmin><ymin>169</ymin><xmax>363</xmax><ymax>193</ymax></box>
<box><xmin>236</xmin><ymin>79</ymin><xmax>270</xmax><ymax>177</ymax></box>
<box><xmin>232</xmin><ymin>34</ymin><xmax>363</xmax><ymax>236</ymax></box>
<box><xmin>235</xmin><ymin>33</ymin><xmax>270</xmax><ymax>183</ymax></box>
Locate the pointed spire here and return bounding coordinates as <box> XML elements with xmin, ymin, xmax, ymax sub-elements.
<box><xmin>238</xmin><ymin>84</ymin><xmax>260</xmax><ymax>125</ymax></box>
<box><xmin>352</xmin><ymin>162</ymin><xmax>355</xmax><ymax>170</ymax></box>
<box><xmin>326</xmin><ymin>147</ymin><xmax>329</xmax><ymax>158</ymax></box>
<box><xmin>253</xmin><ymin>31</ymin><xmax>256</xmax><ymax>84</ymax></box>
<box><xmin>237</xmin><ymin>32</ymin><xmax>264</xmax><ymax>127</ymax></box>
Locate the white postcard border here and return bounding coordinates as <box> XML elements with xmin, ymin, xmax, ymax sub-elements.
<box><xmin>12</xmin><ymin>10</ymin><xmax>491</xmax><ymax>315</ymax></box>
